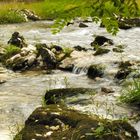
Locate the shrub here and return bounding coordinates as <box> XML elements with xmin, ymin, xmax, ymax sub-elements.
<box><xmin>119</xmin><ymin>79</ymin><xmax>140</xmax><ymax>105</ymax></box>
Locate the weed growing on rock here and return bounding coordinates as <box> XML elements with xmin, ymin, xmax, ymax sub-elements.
<box><xmin>4</xmin><ymin>45</ymin><xmax>21</xmax><ymax>59</ymax></box>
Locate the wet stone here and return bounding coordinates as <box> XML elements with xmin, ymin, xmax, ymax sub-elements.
<box><xmin>14</xmin><ymin>105</ymin><xmax>139</xmax><ymax>140</ymax></box>
<box><xmin>87</xmin><ymin>64</ymin><xmax>104</xmax><ymax>79</ymax></box>
<box><xmin>91</xmin><ymin>36</ymin><xmax>114</xmax><ymax>47</ymax></box>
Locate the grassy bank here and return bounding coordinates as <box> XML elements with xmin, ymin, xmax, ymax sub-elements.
<box><xmin>0</xmin><ymin>0</ymin><xmax>140</xmax><ymax>24</ymax></box>
<box><xmin>0</xmin><ymin>0</ymin><xmax>86</xmax><ymax>24</ymax></box>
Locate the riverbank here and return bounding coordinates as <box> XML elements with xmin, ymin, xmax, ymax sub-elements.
<box><xmin>0</xmin><ymin>0</ymin><xmax>140</xmax><ymax>25</ymax></box>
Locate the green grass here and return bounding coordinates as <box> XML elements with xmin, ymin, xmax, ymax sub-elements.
<box><xmin>0</xmin><ymin>0</ymin><xmax>86</xmax><ymax>23</ymax></box>
<box><xmin>0</xmin><ymin>0</ymin><xmax>140</xmax><ymax>24</ymax></box>
<box><xmin>119</xmin><ymin>78</ymin><xmax>140</xmax><ymax>105</ymax></box>
<box><xmin>4</xmin><ymin>45</ymin><xmax>21</xmax><ymax>59</ymax></box>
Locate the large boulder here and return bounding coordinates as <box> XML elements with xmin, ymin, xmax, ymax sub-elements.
<box><xmin>14</xmin><ymin>105</ymin><xmax>138</xmax><ymax>140</ymax></box>
<box><xmin>8</xmin><ymin>32</ymin><xmax>27</xmax><ymax>48</ymax></box>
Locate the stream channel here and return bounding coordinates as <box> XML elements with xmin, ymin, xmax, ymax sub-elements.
<box><xmin>0</xmin><ymin>20</ymin><xmax>140</xmax><ymax>140</ymax></box>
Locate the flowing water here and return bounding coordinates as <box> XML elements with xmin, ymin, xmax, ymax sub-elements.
<box><xmin>0</xmin><ymin>20</ymin><xmax>140</xmax><ymax>139</ymax></box>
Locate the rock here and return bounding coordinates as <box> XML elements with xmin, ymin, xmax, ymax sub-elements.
<box><xmin>119</xmin><ymin>17</ymin><xmax>140</xmax><ymax>28</ymax></box>
<box><xmin>118</xmin><ymin>22</ymin><xmax>132</xmax><ymax>30</ymax></box>
<box><xmin>113</xmin><ymin>48</ymin><xmax>124</xmax><ymax>53</ymax></box>
<box><xmin>5</xmin><ymin>45</ymin><xmax>37</xmax><ymax>71</ymax></box>
<box><xmin>51</xmin><ymin>45</ymin><xmax>63</xmax><ymax>52</ymax></box>
<box><xmin>59</xmin><ymin>64</ymin><xmax>74</xmax><ymax>72</ymax></box>
<box><xmin>37</xmin><ymin>46</ymin><xmax>57</xmax><ymax>69</ymax></box>
<box><xmin>79</xmin><ymin>22</ymin><xmax>88</xmax><ymax>28</ymax></box>
<box><xmin>45</xmin><ymin>88</ymin><xmax>95</xmax><ymax>104</ymax></box>
<box><xmin>119</xmin><ymin>61</ymin><xmax>133</xmax><ymax>69</ymax></box>
<box><xmin>101</xmin><ymin>87</ymin><xmax>114</xmax><ymax>93</ymax></box>
<box><xmin>74</xmin><ymin>45</ymin><xmax>87</xmax><ymax>51</ymax></box>
<box><xmin>15</xmin><ymin>105</ymin><xmax>139</xmax><ymax>140</ymax></box>
<box><xmin>0</xmin><ymin>80</ymin><xmax>6</xmax><ymax>84</ymax></box>
<box><xmin>8</xmin><ymin>32</ymin><xmax>27</xmax><ymax>48</ymax></box>
<box><xmin>115</xmin><ymin>69</ymin><xmax>132</xmax><ymax>80</ymax></box>
<box><xmin>94</xmin><ymin>48</ymin><xmax>110</xmax><ymax>55</ymax></box>
<box><xmin>87</xmin><ymin>64</ymin><xmax>104</xmax><ymax>79</ymax></box>
<box><xmin>20</xmin><ymin>9</ymin><xmax>41</xmax><ymax>21</ymax></box>
<box><xmin>91</xmin><ymin>36</ymin><xmax>114</xmax><ymax>47</ymax></box>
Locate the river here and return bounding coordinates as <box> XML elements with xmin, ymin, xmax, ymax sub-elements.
<box><xmin>0</xmin><ymin>20</ymin><xmax>140</xmax><ymax>139</ymax></box>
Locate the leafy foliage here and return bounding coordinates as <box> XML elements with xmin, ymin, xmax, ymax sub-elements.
<box><xmin>52</xmin><ymin>0</ymin><xmax>139</xmax><ymax>35</ymax></box>
<box><xmin>119</xmin><ymin>78</ymin><xmax>140</xmax><ymax>105</ymax></box>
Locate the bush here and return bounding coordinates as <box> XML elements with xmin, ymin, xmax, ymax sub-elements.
<box><xmin>119</xmin><ymin>79</ymin><xmax>140</xmax><ymax>105</ymax></box>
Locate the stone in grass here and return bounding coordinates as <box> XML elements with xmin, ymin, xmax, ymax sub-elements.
<box><xmin>94</xmin><ymin>48</ymin><xmax>110</xmax><ymax>55</ymax></box>
<box><xmin>14</xmin><ymin>104</ymin><xmax>139</xmax><ymax>140</ymax></box>
<box><xmin>87</xmin><ymin>64</ymin><xmax>104</xmax><ymax>79</ymax></box>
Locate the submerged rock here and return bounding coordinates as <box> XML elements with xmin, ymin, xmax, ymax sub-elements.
<box><xmin>113</xmin><ymin>47</ymin><xmax>124</xmax><ymax>53</ymax></box>
<box><xmin>74</xmin><ymin>45</ymin><xmax>87</xmax><ymax>51</ymax></box>
<box><xmin>94</xmin><ymin>48</ymin><xmax>110</xmax><ymax>55</ymax></box>
<box><xmin>79</xmin><ymin>22</ymin><xmax>88</xmax><ymax>28</ymax></box>
<box><xmin>45</xmin><ymin>88</ymin><xmax>95</xmax><ymax>104</ymax></box>
<box><xmin>8</xmin><ymin>32</ymin><xmax>27</xmax><ymax>48</ymax></box>
<box><xmin>91</xmin><ymin>36</ymin><xmax>114</xmax><ymax>47</ymax></box>
<box><xmin>87</xmin><ymin>64</ymin><xmax>104</xmax><ymax>79</ymax></box>
<box><xmin>14</xmin><ymin>105</ymin><xmax>139</xmax><ymax>140</ymax></box>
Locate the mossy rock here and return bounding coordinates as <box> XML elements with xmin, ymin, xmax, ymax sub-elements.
<box><xmin>115</xmin><ymin>68</ymin><xmax>132</xmax><ymax>80</ymax></box>
<box><xmin>91</xmin><ymin>36</ymin><xmax>113</xmax><ymax>47</ymax></box>
<box><xmin>94</xmin><ymin>48</ymin><xmax>110</xmax><ymax>55</ymax></box>
<box><xmin>113</xmin><ymin>48</ymin><xmax>124</xmax><ymax>53</ymax></box>
<box><xmin>14</xmin><ymin>105</ymin><xmax>139</xmax><ymax>140</ymax></box>
<box><xmin>44</xmin><ymin>88</ymin><xmax>95</xmax><ymax>104</ymax></box>
<box><xmin>87</xmin><ymin>64</ymin><xmax>104</xmax><ymax>79</ymax></box>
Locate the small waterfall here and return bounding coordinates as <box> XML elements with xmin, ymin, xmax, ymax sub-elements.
<box><xmin>72</xmin><ymin>66</ymin><xmax>88</xmax><ymax>74</ymax></box>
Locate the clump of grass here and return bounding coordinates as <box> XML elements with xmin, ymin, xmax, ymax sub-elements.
<box><xmin>0</xmin><ymin>10</ymin><xmax>26</xmax><ymax>24</ymax></box>
<box><xmin>4</xmin><ymin>45</ymin><xmax>21</xmax><ymax>59</ymax></box>
<box><xmin>119</xmin><ymin>78</ymin><xmax>140</xmax><ymax>105</ymax></box>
